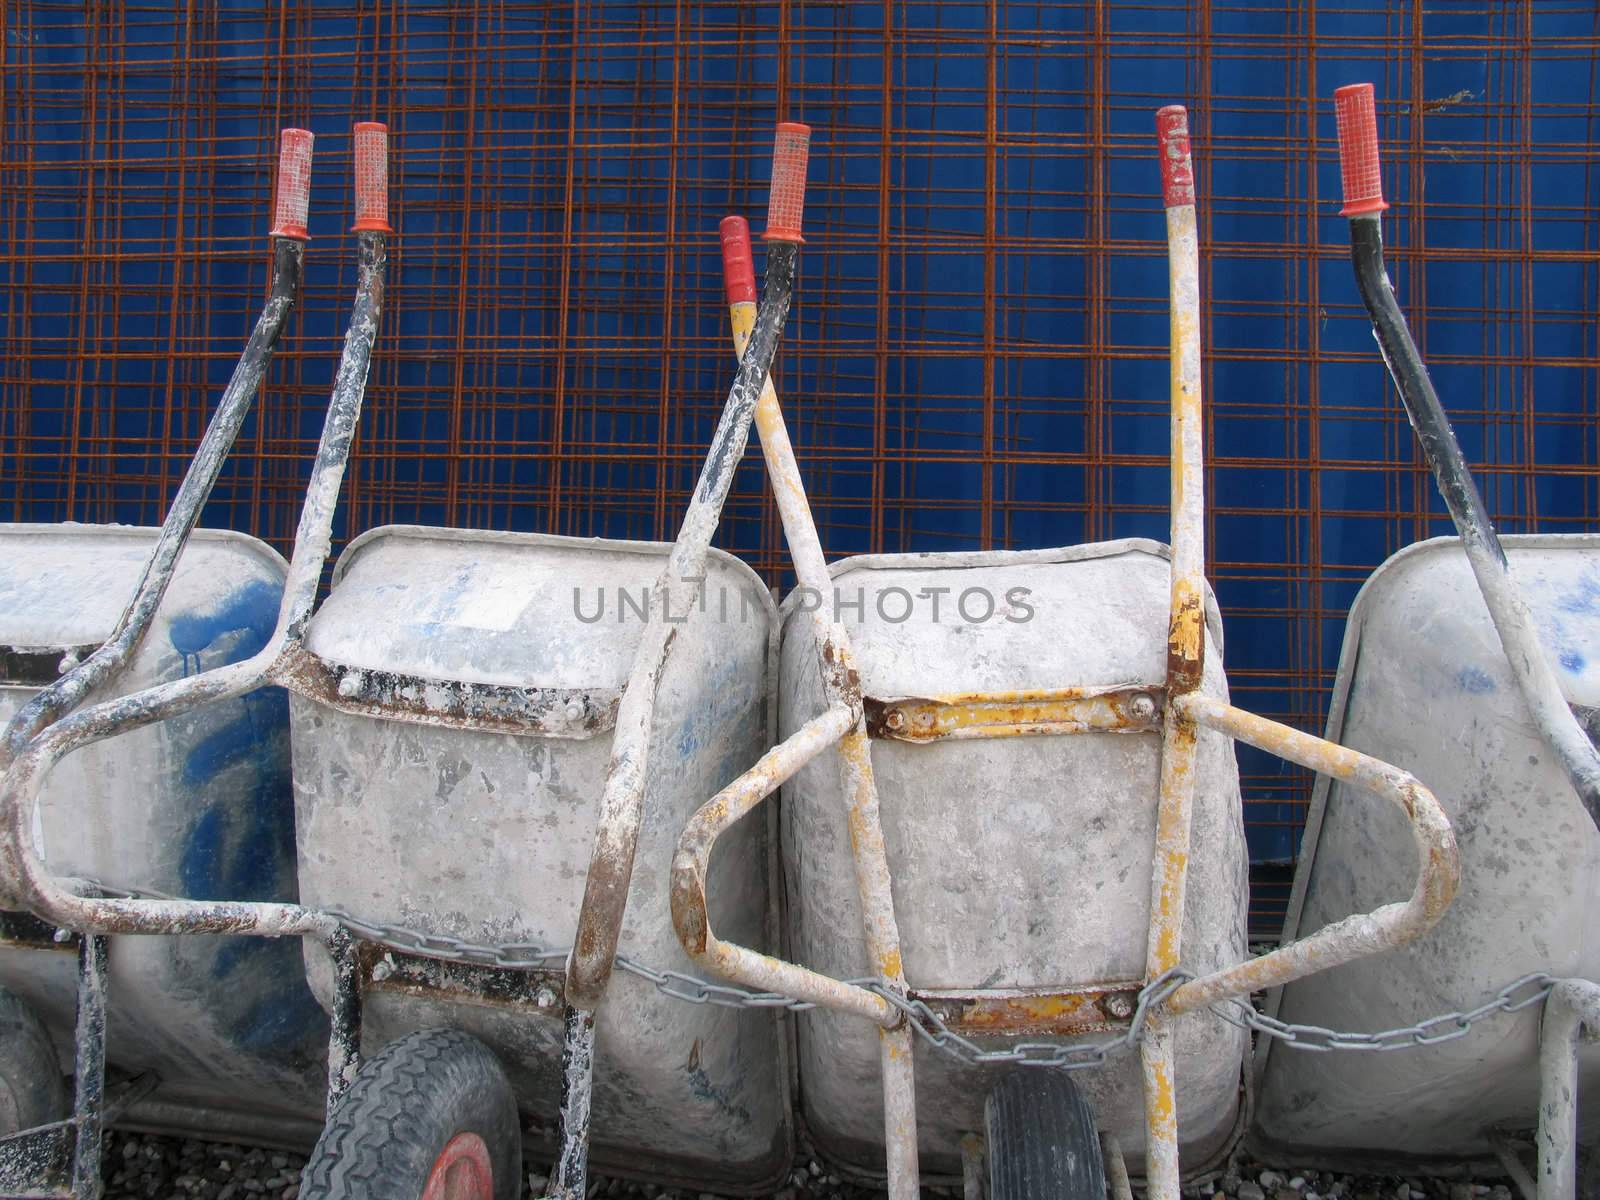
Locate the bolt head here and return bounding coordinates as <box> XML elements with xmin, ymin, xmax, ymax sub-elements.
<box><xmin>1104</xmin><ymin>992</ymin><xmax>1136</xmax><ymax>1019</ymax></box>
<box><xmin>337</xmin><ymin>671</ymin><xmax>362</xmax><ymax>699</ymax></box>
<box><xmin>564</xmin><ymin>700</ymin><xmax>585</xmax><ymax>723</ymax></box>
<box><xmin>884</xmin><ymin>709</ymin><xmax>906</xmax><ymax>731</ymax></box>
<box><xmin>1128</xmin><ymin>693</ymin><xmax>1157</xmax><ymax>721</ymax></box>
<box><xmin>534</xmin><ymin>985</ymin><xmax>558</xmax><ymax>1008</ymax></box>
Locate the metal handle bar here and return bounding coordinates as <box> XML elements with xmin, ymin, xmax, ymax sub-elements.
<box><xmin>1164</xmin><ymin>694</ymin><xmax>1457</xmax><ymax>1011</ymax></box>
<box><xmin>667</xmin><ymin>693</ymin><xmax>1459</xmax><ymax>1018</ymax></box>
<box><xmin>692</xmin><ymin>202</ymin><xmax>922</xmax><ymax>1200</ymax></box>
<box><xmin>0</xmin><ymin>129</ymin><xmax>314</xmax><ymax>772</ymax></box>
<box><xmin>1334</xmin><ymin>83</ymin><xmax>1600</xmax><ymax>827</ymax></box>
<box><xmin>544</xmin><ymin>123</ymin><xmax>816</xmax><ymax>1200</ymax></box>
<box><xmin>670</xmin><ymin>704</ymin><xmax>894</xmax><ymax>1027</ymax></box>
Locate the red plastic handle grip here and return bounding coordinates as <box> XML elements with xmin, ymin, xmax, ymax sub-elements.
<box><xmin>720</xmin><ymin>215</ymin><xmax>757</xmax><ymax>305</ymax></box>
<box><xmin>1156</xmin><ymin>105</ymin><xmax>1195</xmax><ymax>208</ymax></box>
<box><xmin>351</xmin><ymin>122</ymin><xmax>393</xmax><ymax>234</ymax></box>
<box><xmin>1334</xmin><ymin>83</ymin><xmax>1388</xmax><ymax>217</ymax></box>
<box><xmin>764</xmin><ymin>122</ymin><xmax>811</xmax><ymax>243</ymax></box>
<box><xmin>269</xmin><ymin>128</ymin><xmax>314</xmax><ymax>240</ymax></box>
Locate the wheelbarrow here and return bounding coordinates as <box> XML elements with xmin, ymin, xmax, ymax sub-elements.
<box><xmin>0</xmin><ymin>121</ymin><xmax>818</xmax><ymax>1200</ymax></box>
<box><xmin>0</xmin><ymin>120</ymin><xmax>390</xmax><ymax>1196</ymax></box>
<box><xmin>669</xmin><ymin>105</ymin><xmax>1463</xmax><ymax>1200</ymax></box>
<box><xmin>0</xmin><ymin>129</ymin><xmax>328</xmax><ymax>1193</ymax></box>
<box><xmin>1253</xmin><ymin>84</ymin><xmax>1600</xmax><ymax>1200</ymax></box>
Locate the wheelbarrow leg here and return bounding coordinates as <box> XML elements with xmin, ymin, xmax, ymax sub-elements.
<box><xmin>1536</xmin><ymin>979</ymin><xmax>1600</xmax><ymax>1200</ymax></box>
<box><xmin>550</xmin><ymin>1006</ymin><xmax>596</xmax><ymax>1200</ymax></box>
<box><xmin>70</xmin><ymin>933</ymin><xmax>109</xmax><ymax>1200</ymax></box>
<box><xmin>324</xmin><ymin>927</ymin><xmax>365</xmax><ymax>1110</ymax></box>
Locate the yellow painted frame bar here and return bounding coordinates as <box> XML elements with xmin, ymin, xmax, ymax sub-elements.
<box><xmin>1139</xmin><ymin>105</ymin><xmax>1207</xmax><ymax>1200</ymax></box>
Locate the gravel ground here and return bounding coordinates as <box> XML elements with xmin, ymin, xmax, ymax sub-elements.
<box><xmin>98</xmin><ymin>1129</ymin><xmax>1521</xmax><ymax>1200</ymax></box>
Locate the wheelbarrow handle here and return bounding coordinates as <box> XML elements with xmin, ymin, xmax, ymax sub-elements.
<box><xmin>1333</xmin><ymin>83</ymin><xmax>1387</xmax><ymax>217</ymax></box>
<box><xmin>564</xmin><ymin>121</ymin><xmax>814</xmax><ymax>1011</ymax></box>
<box><xmin>1156</xmin><ymin>104</ymin><xmax>1194</xmax><ymax>209</ymax></box>
<box><xmin>764</xmin><ymin>121</ymin><xmax>811</xmax><ymax>243</ymax></box>
<box><xmin>351</xmin><ymin>121</ymin><xmax>394</xmax><ymax>234</ymax></box>
<box><xmin>269</xmin><ymin>127</ymin><xmax>314</xmax><ymax>240</ymax></box>
<box><xmin>720</xmin><ymin>214</ymin><xmax>758</xmax><ymax>306</ymax></box>
<box><xmin>1334</xmin><ymin>82</ymin><xmax>1600</xmax><ymax>825</ymax></box>
<box><xmin>0</xmin><ymin>126</ymin><xmax>314</xmax><ymax>772</ymax></box>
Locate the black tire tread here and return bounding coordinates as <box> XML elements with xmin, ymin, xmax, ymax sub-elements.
<box><xmin>299</xmin><ymin>1028</ymin><xmax>520</xmax><ymax>1200</ymax></box>
<box><xmin>0</xmin><ymin>987</ymin><xmax>66</xmax><ymax>1135</ymax></box>
<box><xmin>985</xmin><ymin>1071</ymin><xmax>1106</xmax><ymax>1200</ymax></box>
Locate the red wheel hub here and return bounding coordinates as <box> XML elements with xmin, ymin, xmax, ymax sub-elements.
<box><xmin>422</xmin><ymin>1132</ymin><xmax>494</xmax><ymax>1200</ymax></box>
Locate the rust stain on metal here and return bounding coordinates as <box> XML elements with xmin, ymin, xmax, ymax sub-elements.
<box><xmin>273</xmin><ymin>645</ymin><xmax>618</xmax><ymax>738</ymax></box>
<box><xmin>865</xmin><ymin>686</ymin><xmax>1162</xmax><ymax>742</ymax></box>
<box><xmin>1164</xmin><ymin>587</ymin><xmax>1205</xmax><ymax>695</ymax></box>
<box><xmin>917</xmin><ymin>983</ymin><xmax>1139</xmax><ymax>1036</ymax></box>
<box><xmin>357</xmin><ymin>942</ymin><xmax>566</xmax><ymax>1014</ymax></box>
<box><xmin>669</xmin><ymin>862</ymin><xmax>710</xmax><ymax>956</ymax></box>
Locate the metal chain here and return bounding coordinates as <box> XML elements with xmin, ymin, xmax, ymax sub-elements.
<box><xmin>72</xmin><ymin>878</ymin><xmax>1560</xmax><ymax>1066</ymax></box>
<box><xmin>323</xmin><ymin>909</ymin><xmax>569</xmax><ymax>972</ymax></box>
<box><xmin>865</xmin><ymin>966</ymin><xmax>1193</xmax><ymax>1073</ymax></box>
<box><xmin>1216</xmin><ymin>972</ymin><xmax>1556</xmax><ymax>1053</ymax></box>
<box><xmin>612</xmin><ymin>956</ymin><xmax>821</xmax><ymax>1013</ymax></box>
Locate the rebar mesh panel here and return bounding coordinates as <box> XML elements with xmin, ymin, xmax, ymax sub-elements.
<box><xmin>3</xmin><ymin>2</ymin><xmax>1596</xmax><ymax>933</ymax></box>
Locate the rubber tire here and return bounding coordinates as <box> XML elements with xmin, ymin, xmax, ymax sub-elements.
<box><xmin>0</xmin><ymin>987</ymin><xmax>67</xmax><ymax>1137</ymax></box>
<box><xmin>299</xmin><ymin>1029</ymin><xmax>521</xmax><ymax>1200</ymax></box>
<box><xmin>984</xmin><ymin>1071</ymin><xmax>1106</xmax><ymax>1200</ymax></box>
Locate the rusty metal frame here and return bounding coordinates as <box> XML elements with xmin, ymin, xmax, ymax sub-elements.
<box><xmin>864</xmin><ymin>685</ymin><xmax>1161</xmax><ymax>742</ymax></box>
<box><xmin>669</xmin><ymin>105</ymin><xmax>1461</xmax><ymax>1200</ymax></box>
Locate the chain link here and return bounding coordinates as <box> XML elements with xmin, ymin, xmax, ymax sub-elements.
<box><xmin>324</xmin><ymin>909</ymin><xmax>569</xmax><ymax>972</ymax></box>
<box><xmin>1218</xmin><ymin>972</ymin><xmax>1556</xmax><ymax>1053</ymax></box>
<box><xmin>613</xmin><ymin>957</ymin><xmax>822</xmax><ymax>1012</ymax></box>
<box><xmin>326</xmin><ymin>911</ymin><xmax>1559</xmax><ymax>1068</ymax></box>
<box><xmin>72</xmin><ymin>878</ymin><xmax>1560</xmax><ymax>1068</ymax></box>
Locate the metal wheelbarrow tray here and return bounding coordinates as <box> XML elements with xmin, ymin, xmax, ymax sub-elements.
<box><xmin>287</xmin><ymin>524</ymin><xmax>790</xmax><ymax>1186</ymax></box>
<box><xmin>0</xmin><ymin>525</ymin><xmax>328</xmax><ymax>1135</ymax></box>
<box><xmin>778</xmin><ymin>541</ymin><xmax>1250</xmax><ymax>1175</ymax></box>
<box><xmin>1253</xmin><ymin>86</ymin><xmax>1600</xmax><ymax>1190</ymax></box>
<box><xmin>1255</xmin><ymin>532</ymin><xmax>1600</xmax><ymax>1170</ymax></box>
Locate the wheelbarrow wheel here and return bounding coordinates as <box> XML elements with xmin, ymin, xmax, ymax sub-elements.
<box><xmin>0</xmin><ymin>987</ymin><xmax>66</xmax><ymax>1136</ymax></box>
<box><xmin>984</xmin><ymin>1071</ymin><xmax>1105</xmax><ymax>1200</ymax></box>
<box><xmin>299</xmin><ymin>1028</ymin><xmax>520</xmax><ymax>1200</ymax></box>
